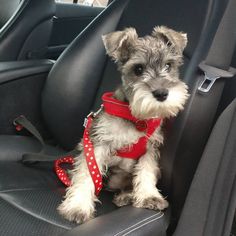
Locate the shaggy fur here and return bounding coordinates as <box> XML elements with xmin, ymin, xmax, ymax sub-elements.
<box><xmin>58</xmin><ymin>26</ymin><xmax>189</xmax><ymax>223</ymax></box>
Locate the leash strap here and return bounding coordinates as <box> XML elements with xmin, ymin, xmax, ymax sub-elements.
<box><xmin>54</xmin><ymin>156</ymin><xmax>74</xmax><ymax>186</ymax></box>
<box><xmin>53</xmin><ymin>115</ymin><xmax>103</xmax><ymax>194</ymax></box>
<box><xmin>83</xmin><ymin>116</ymin><xmax>103</xmax><ymax>195</ymax></box>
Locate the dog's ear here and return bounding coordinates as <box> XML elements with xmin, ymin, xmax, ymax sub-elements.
<box><xmin>152</xmin><ymin>26</ymin><xmax>187</xmax><ymax>53</ymax></box>
<box><xmin>102</xmin><ymin>28</ymin><xmax>138</xmax><ymax>63</ymax></box>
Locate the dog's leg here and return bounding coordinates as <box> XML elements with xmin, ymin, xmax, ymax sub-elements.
<box><xmin>109</xmin><ymin>170</ymin><xmax>133</xmax><ymax>207</ymax></box>
<box><xmin>113</xmin><ymin>190</ymin><xmax>133</xmax><ymax>207</ymax></box>
<box><xmin>58</xmin><ymin>146</ymin><xmax>107</xmax><ymax>223</ymax></box>
<box><xmin>108</xmin><ymin>169</ymin><xmax>132</xmax><ymax>191</ymax></box>
<box><xmin>132</xmin><ymin>148</ymin><xmax>168</xmax><ymax>210</ymax></box>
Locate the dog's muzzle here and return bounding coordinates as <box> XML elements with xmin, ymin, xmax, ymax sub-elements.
<box><xmin>152</xmin><ymin>88</ymin><xmax>169</xmax><ymax>102</ymax></box>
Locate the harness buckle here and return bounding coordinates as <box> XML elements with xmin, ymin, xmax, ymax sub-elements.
<box><xmin>84</xmin><ymin>105</ymin><xmax>104</xmax><ymax>127</ymax></box>
<box><xmin>93</xmin><ymin>105</ymin><xmax>104</xmax><ymax>117</ymax></box>
<box><xmin>87</xmin><ymin>112</ymin><xmax>94</xmax><ymax>118</ymax></box>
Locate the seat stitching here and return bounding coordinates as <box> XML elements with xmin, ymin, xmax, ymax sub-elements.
<box><xmin>121</xmin><ymin>213</ymin><xmax>164</xmax><ymax>236</ymax></box>
<box><xmin>0</xmin><ymin>195</ymin><xmax>71</xmax><ymax>230</ymax></box>
<box><xmin>0</xmin><ymin>187</ymin><xmax>60</xmax><ymax>193</ymax></box>
<box><xmin>113</xmin><ymin>212</ymin><xmax>162</xmax><ymax>236</ymax></box>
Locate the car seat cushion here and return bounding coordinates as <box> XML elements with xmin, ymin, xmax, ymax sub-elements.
<box><xmin>0</xmin><ymin>135</ymin><xmax>169</xmax><ymax>236</ymax></box>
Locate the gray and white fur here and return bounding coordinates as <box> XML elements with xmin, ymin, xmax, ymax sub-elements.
<box><xmin>58</xmin><ymin>26</ymin><xmax>189</xmax><ymax>223</ymax></box>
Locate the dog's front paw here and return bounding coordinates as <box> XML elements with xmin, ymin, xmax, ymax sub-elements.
<box><xmin>113</xmin><ymin>191</ymin><xmax>133</xmax><ymax>207</ymax></box>
<box><xmin>133</xmin><ymin>196</ymin><xmax>168</xmax><ymax>211</ymax></box>
<box><xmin>57</xmin><ymin>199</ymin><xmax>95</xmax><ymax>224</ymax></box>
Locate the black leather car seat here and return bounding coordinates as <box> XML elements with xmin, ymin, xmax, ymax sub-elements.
<box><xmin>0</xmin><ymin>0</ymin><xmax>55</xmax><ymax>61</ymax></box>
<box><xmin>0</xmin><ymin>0</ymin><xmax>230</xmax><ymax>235</ymax></box>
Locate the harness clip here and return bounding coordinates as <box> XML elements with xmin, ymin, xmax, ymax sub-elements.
<box><xmin>84</xmin><ymin>105</ymin><xmax>104</xmax><ymax>127</ymax></box>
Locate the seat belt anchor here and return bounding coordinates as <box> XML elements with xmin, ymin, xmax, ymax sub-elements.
<box><xmin>198</xmin><ymin>61</ymin><xmax>236</xmax><ymax>93</ymax></box>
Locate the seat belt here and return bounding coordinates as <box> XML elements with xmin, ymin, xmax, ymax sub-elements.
<box><xmin>13</xmin><ymin>115</ymin><xmax>79</xmax><ymax>163</ymax></box>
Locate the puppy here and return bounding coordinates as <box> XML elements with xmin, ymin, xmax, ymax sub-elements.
<box><xmin>58</xmin><ymin>26</ymin><xmax>189</xmax><ymax>223</ymax></box>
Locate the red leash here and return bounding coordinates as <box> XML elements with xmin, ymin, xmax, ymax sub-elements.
<box><xmin>55</xmin><ymin>116</ymin><xmax>103</xmax><ymax>195</ymax></box>
<box><xmin>83</xmin><ymin>116</ymin><xmax>103</xmax><ymax>195</ymax></box>
<box><xmin>55</xmin><ymin>92</ymin><xmax>162</xmax><ymax>195</ymax></box>
<box><xmin>54</xmin><ymin>156</ymin><xmax>74</xmax><ymax>187</ymax></box>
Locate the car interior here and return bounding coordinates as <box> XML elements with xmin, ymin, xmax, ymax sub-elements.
<box><xmin>0</xmin><ymin>0</ymin><xmax>235</xmax><ymax>235</ymax></box>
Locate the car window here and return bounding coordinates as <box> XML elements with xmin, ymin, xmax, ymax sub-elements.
<box><xmin>55</xmin><ymin>0</ymin><xmax>109</xmax><ymax>7</ymax></box>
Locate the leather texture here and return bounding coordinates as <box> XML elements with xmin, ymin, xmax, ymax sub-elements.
<box><xmin>0</xmin><ymin>136</ymin><xmax>118</xmax><ymax>235</ymax></box>
<box><xmin>0</xmin><ymin>60</ymin><xmax>53</xmax><ymax>136</ymax></box>
<box><xmin>0</xmin><ymin>0</ymin><xmax>232</xmax><ymax>235</ymax></box>
<box><xmin>0</xmin><ymin>137</ymin><xmax>170</xmax><ymax>236</ymax></box>
<box><xmin>0</xmin><ymin>135</ymin><xmax>63</xmax><ymax>162</ymax></box>
<box><xmin>0</xmin><ymin>0</ymin><xmax>55</xmax><ymax>61</ymax></box>
<box><xmin>64</xmin><ymin>207</ymin><xmax>170</xmax><ymax>236</ymax></box>
<box><xmin>0</xmin><ymin>60</ymin><xmax>54</xmax><ymax>84</ymax></box>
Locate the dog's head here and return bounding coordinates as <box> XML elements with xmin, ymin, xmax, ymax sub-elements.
<box><xmin>102</xmin><ymin>26</ymin><xmax>189</xmax><ymax>119</ymax></box>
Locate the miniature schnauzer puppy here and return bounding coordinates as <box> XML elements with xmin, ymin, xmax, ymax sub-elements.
<box><xmin>58</xmin><ymin>26</ymin><xmax>189</xmax><ymax>223</ymax></box>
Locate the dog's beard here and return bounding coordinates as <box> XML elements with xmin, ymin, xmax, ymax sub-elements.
<box><xmin>129</xmin><ymin>81</ymin><xmax>189</xmax><ymax>119</ymax></box>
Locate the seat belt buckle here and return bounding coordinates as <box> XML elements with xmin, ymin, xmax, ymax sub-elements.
<box><xmin>198</xmin><ymin>61</ymin><xmax>236</xmax><ymax>93</ymax></box>
<box><xmin>13</xmin><ymin>115</ymin><xmax>25</xmax><ymax>131</ymax></box>
<box><xmin>198</xmin><ymin>72</ymin><xmax>220</xmax><ymax>93</ymax></box>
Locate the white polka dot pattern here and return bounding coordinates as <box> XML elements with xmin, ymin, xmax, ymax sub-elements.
<box><xmin>54</xmin><ymin>156</ymin><xmax>74</xmax><ymax>187</ymax></box>
<box><xmin>83</xmin><ymin>116</ymin><xmax>103</xmax><ymax>196</ymax></box>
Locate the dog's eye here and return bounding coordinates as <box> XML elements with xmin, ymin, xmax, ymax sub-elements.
<box><xmin>134</xmin><ymin>64</ymin><xmax>144</xmax><ymax>76</ymax></box>
<box><xmin>164</xmin><ymin>63</ymin><xmax>171</xmax><ymax>72</ymax></box>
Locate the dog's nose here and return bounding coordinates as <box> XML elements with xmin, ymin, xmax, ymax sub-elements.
<box><xmin>152</xmin><ymin>89</ymin><xmax>169</xmax><ymax>102</ymax></box>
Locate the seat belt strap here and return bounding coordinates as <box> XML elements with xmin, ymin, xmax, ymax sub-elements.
<box><xmin>13</xmin><ymin>115</ymin><xmax>45</xmax><ymax>147</ymax></box>
<box><xmin>13</xmin><ymin>115</ymin><xmax>79</xmax><ymax>163</ymax></box>
<box><xmin>205</xmin><ymin>0</ymin><xmax>236</xmax><ymax>70</ymax></box>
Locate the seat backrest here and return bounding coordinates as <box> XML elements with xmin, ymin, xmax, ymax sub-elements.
<box><xmin>0</xmin><ymin>0</ymin><xmax>55</xmax><ymax>61</ymax></box>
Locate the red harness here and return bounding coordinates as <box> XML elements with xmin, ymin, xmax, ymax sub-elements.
<box><xmin>55</xmin><ymin>92</ymin><xmax>162</xmax><ymax>195</ymax></box>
